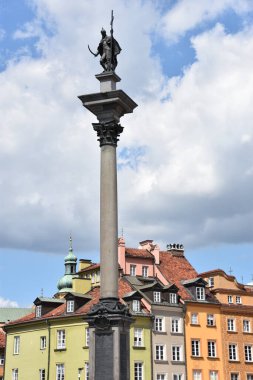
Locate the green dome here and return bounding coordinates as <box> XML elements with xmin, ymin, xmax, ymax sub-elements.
<box><xmin>57</xmin><ymin>236</ymin><xmax>77</xmax><ymax>293</ymax></box>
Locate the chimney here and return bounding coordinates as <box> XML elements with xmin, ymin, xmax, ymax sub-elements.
<box><xmin>139</xmin><ymin>240</ymin><xmax>160</xmax><ymax>265</ymax></box>
<box><xmin>167</xmin><ymin>243</ymin><xmax>184</xmax><ymax>257</ymax></box>
<box><xmin>118</xmin><ymin>236</ymin><xmax>126</xmax><ymax>271</ymax></box>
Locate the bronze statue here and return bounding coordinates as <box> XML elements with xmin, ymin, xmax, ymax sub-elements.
<box><xmin>88</xmin><ymin>11</ymin><xmax>121</xmax><ymax>72</ymax></box>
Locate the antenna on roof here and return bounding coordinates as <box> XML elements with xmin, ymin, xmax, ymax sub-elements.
<box><xmin>121</xmin><ymin>227</ymin><xmax>124</xmax><ymax>237</ymax></box>
<box><xmin>241</xmin><ymin>276</ymin><xmax>244</xmax><ymax>284</ymax></box>
<box><xmin>41</xmin><ymin>288</ymin><xmax>44</xmax><ymax>297</ymax></box>
<box><xmin>228</xmin><ymin>267</ymin><xmax>233</xmax><ymax>276</ymax></box>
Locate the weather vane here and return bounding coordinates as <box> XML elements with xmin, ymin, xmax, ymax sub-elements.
<box><xmin>88</xmin><ymin>10</ymin><xmax>121</xmax><ymax>72</ymax></box>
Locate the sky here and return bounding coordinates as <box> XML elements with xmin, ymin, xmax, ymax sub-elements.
<box><xmin>1</xmin><ymin>0</ymin><xmax>253</xmax><ymax>307</ymax></box>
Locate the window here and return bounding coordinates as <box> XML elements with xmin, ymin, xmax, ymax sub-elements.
<box><xmin>245</xmin><ymin>345</ymin><xmax>253</xmax><ymax>362</ymax></box>
<box><xmin>57</xmin><ymin>330</ymin><xmax>66</xmax><ymax>349</ymax></box>
<box><xmin>173</xmin><ymin>375</ymin><xmax>183</xmax><ymax>380</ymax></box>
<box><xmin>191</xmin><ymin>313</ymin><xmax>198</xmax><ymax>325</ymax></box>
<box><xmin>134</xmin><ymin>362</ymin><xmax>143</xmax><ymax>380</ymax></box>
<box><xmin>67</xmin><ymin>300</ymin><xmax>74</xmax><ymax>313</ymax></box>
<box><xmin>229</xmin><ymin>344</ymin><xmax>238</xmax><ymax>361</ymax></box>
<box><xmin>134</xmin><ymin>328</ymin><xmax>143</xmax><ymax>347</ymax></box>
<box><xmin>157</xmin><ymin>375</ymin><xmax>167</xmax><ymax>380</ymax></box>
<box><xmin>154</xmin><ymin>291</ymin><xmax>161</xmax><ymax>303</ymax></box>
<box><xmin>142</xmin><ymin>266</ymin><xmax>148</xmax><ymax>277</ymax></box>
<box><xmin>193</xmin><ymin>370</ymin><xmax>202</xmax><ymax>380</ymax></box>
<box><xmin>0</xmin><ymin>354</ymin><xmax>4</xmax><ymax>365</ymax></box>
<box><xmin>247</xmin><ymin>375</ymin><xmax>253</xmax><ymax>380</ymax></box>
<box><xmin>13</xmin><ymin>336</ymin><xmax>20</xmax><ymax>355</ymax></box>
<box><xmin>236</xmin><ymin>296</ymin><xmax>242</xmax><ymax>304</ymax></box>
<box><xmin>12</xmin><ymin>369</ymin><xmax>18</xmax><ymax>380</ymax></box>
<box><xmin>243</xmin><ymin>320</ymin><xmax>251</xmax><ymax>333</ymax></box>
<box><xmin>39</xmin><ymin>369</ymin><xmax>45</xmax><ymax>380</ymax></box>
<box><xmin>228</xmin><ymin>295</ymin><xmax>233</xmax><ymax>304</ymax></box>
<box><xmin>207</xmin><ymin>314</ymin><xmax>215</xmax><ymax>326</ymax></box>
<box><xmin>230</xmin><ymin>374</ymin><xmax>239</xmax><ymax>380</ymax></box>
<box><xmin>154</xmin><ymin>317</ymin><xmax>164</xmax><ymax>332</ymax></box>
<box><xmin>156</xmin><ymin>345</ymin><xmax>165</xmax><ymax>360</ymax></box>
<box><xmin>91</xmin><ymin>272</ymin><xmax>95</xmax><ymax>283</ymax></box>
<box><xmin>56</xmin><ymin>364</ymin><xmax>64</xmax><ymax>380</ymax></box>
<box><xmin>227</xmin><ymin>318</ymin><xmax>236</xmax><ymax>331</ymax></box>
<box><xmin>170</xmin><ymin>293</ymin><xmax>177</xmax><ymax>304</ymax></box>
<box><xmin>208</xmin><ymin>341</ymin><xmax>216</xmax><ymax>357</ymax></box>
<box><xmin>172</xmin><ymin>345</ymin><xmax>182</xmax><ymax>361</ymax></box>
<box><xmin>210</xmin><ymin>371</ymin><xmax>218</xmax><ymax>380</ymax></box>
<box><xmin>171</xmin><ymin>318</ymin><xmax>181</xmax><ymax>333</ymax></box>
<box><xmin>85</xmin><ymin>328</ymin><xmax>90</xmax><ymax>347</ymax></box>
<box><xmin>130</xmin><ymin>265</ymin><xmax>136</xmax><ymax>276</ymax></box>
<box><xmin>84</xmin><ymin>362</ymin><xmax>89</xmax><ymax>380</ymax></box>
<box><xmin>191</xmin><ymin>340</ymin><xmax>200</xmax><ymax>357</ymax></box>
<box><xmin>132</xmin><ymin>300</ymin><xmax>141</xmax><ymax>312</ymax></box>
<box><xmin>196</xmin><ymin>287</ymin><xmax>205</xmax><ymax>300</ymax></box>
<box><xmin>208</xmin><ymin>277</ymin><xmax>214</xmax><ymax>287</ymax></box>
<box><xmin>36</xmin><ymin>305</ymin><xmax>42</xmax><ymax>318</ymax></box>
<box><xmin>40</xmin><ymin>336</ymin><xmax>46</xmax><ymax>350</ymax></box>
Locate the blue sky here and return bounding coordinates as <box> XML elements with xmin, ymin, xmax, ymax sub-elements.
<box><xmin>1</xmin><ymin>0</ymin><xmax>253</xmax><ymax>307</ymax></box>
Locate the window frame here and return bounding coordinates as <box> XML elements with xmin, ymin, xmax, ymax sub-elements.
<box><xmin>229</xmin><ymin>343</ymin><xmax>238</xmax><ymax>361</ymax></box>
<box><xmin>39</xmin><ymin>369</ymin><xmax>46</xmax><ymax>380</ymax></box>
<box><xmin>56</xmin><ymin>363</ymin><xmax>65</xmax><ymax>380</ymax></box>
<box><xmin>40</xmin><ymin>336</ymin><xmax>46</xmax><ymax>350</ymax></box>
<box><xmin>209</xmin><ymin>370</ymin><xmax>218</xmax><ymax>380</ymax></box>
<box><xmin>236</xmin><ymin>296</ymin><xmax>242</xmax><ymax>304</ymax></box>
<box><xmin>142</xmin><ymin>266</ymin><xmax>148</xmax><ymax>277</ymax></box>
<box><xmin>12</xmin><ymin>369</ymin><xmax>18</xmax><ymax>380</ymax></box>
<box><xmin>85</xmin><ymin>328</ymin><xmax>90</xmax><ymax>347</ymax></box>
<box><xmin>191</xmin><ymin>313</ymin><xmax>199</xmax><ymax>325</ymax></box>
<box><xmin>134</xmin><ymin>328</ymin><xmax>144</xmax><ymax>347</ymax></box>
<box><xmin>243</xmin><ymin>320</ymin><xmax>251</xmax><ymax>333</ymax></box>
<box><xmin>245</xmin><ymin>345</ymin><xmax>253</xmax><ymax>362</ymax></box>
<box><xmin>172</xmin><ymin>345</ymin><xmax>182</xmax><ymax>362</ymax></box>
<box><xmin>191</xmin><ymin>339</ymin><xmax>201</xmax><ymax>357</ymax></box>
<box><xmin>134</xmin><ymin>362</ymin><xmax>143</xmax><ymax>380</ymax></box>
<box><xmin>193</xmin><ymin>370</ymin><xmax>202</xmax><ymax>380</ymax></box>
<box><xmin>66</xmin><ymin>300</ymin><xmax>75</xmax><ymax>313</ymax></box>
<box><xmin>132</xmin><ymin>299</ymin><xmax>141</xmax><ymax>312</ymax></box>
<box><xmin>13</xmin><ymin>336</ymin><xmax>20</xmax><ymax>355</ymax></box>
<box><xmin>154</xmin><ymin>291</ymin><xmax>161</xmax><ymax>303</ymax></box>
<box><xmin>207</xmin><ymin>314</ymin><xmax>215</xmax><ymax>326</ymax></box>
<box><xmin>154</xmin><ymin>316</ymin><xmax>164</xmax><ymax>332</ymax></box>
<box><xmin>228</xmin><ymin>295</ymin><xmax>233</xmax><ymax>304</ymax></box>
<box><xmin>171</xmin><ymin>317</ymin><xmax>181</xmax><ymax>334</ymax></box>
<box><xmin>84</xmin><ymin>362</ymin><xmax>89</xmax><ymax>380</ymax></box>
<box><xmin>170</xmin><ymin>293</ymin><xmax>177</xmax><ymax>304</ymax></box>
<box><xmin>130</xmin><ymin>264</ymin><xmax>136</xmax><ymax>276</ymax></box>
<box><xmin>207</xmin><ymin>340</ymin><xmax>217</xmax><ymax>358</ymax></box>
<box><xmin>227</xmin><ymin>318</ymin><xmax>236</xmax><ymax>332</ymax></box>
<box><xmin>57</xmin><ymin>330</ymin><xmax>66</xmax><ymax>349</ymax></box>
<box><xmin>196</xmin><ymin>287</ymin><xmax>205</xmax><ymax>301</ymax></box>
<box><xmin>155</xmin><ymin>344</ymin><xmax>166</xmax><ymax>361</ymax></box>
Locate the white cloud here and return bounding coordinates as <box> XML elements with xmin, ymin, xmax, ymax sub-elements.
<box><xmin>0</xmin><ymin>297</ymin><xmax>18</xmax><ymax>307</ymax></box>
<box><xmin>0</xmin><ymin>0</ymin><xmax>253</xmax><ymax>255</ymax></box>
<box><xmin>160</xmin><ymin>0</ymin><xmax>253</xmax><ymax>42</ymax></box>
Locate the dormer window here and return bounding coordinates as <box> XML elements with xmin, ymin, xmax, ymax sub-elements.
<box><xmin>170</xmin><ymin>293</ymin><xmax>177</xmax><ymax>304</ymax></box>
<box><xmin>36</xmin><ymin>305</ymin><xmax>42</xmax><ymax>318</ymax></box>
<box><xmin>154</xmin><ymin>291</ymin><xmax>161</xmax><ymax>303</ymax></box>
<box><xmin>196</xmin><ymin>287</ymin><xmax>205</xmax><ymax>301</ymax></box>
<box><xmin>67</xmin><ymin>300</ymin><xmax>74</xmax><ymax>313</ymax></box>
<box><xmin>132</xmin><ymin>300</ymin><xmax>141</xmax><ymax>312</ymax></box>
<box><xmin>208</xmin><ymin>277</ymin><xmax>214</xmax><ymax>287</ymax></box>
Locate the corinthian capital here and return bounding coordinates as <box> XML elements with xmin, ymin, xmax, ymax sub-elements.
<box><xmin>92</xmin><ymin>121</ymin><xmax>124</xmax><ymax>147</ymax></box>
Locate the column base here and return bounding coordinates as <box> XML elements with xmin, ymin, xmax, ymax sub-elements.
<box><xmin>85</xmin><ymin>298</ymin><xmax>134</xmax><ymax>380</ymax></box>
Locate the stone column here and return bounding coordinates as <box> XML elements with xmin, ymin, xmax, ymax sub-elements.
<box><xmin>79</xmin><ymin>71</ymin><xmax>137</xmax><ymax>380</ymax></box>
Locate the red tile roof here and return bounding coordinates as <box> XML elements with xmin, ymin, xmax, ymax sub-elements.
<box><xmin>125</xmin><ymin>248</ymin><xmax>154</xmax><ymax>259</ymax></box>
<box><xmin>0</xmin><ymin>328</ymin><xmax>6</xmax><ymax>348</ymax></box>
<box><xmin>157</xmin><ymin>251</ymin><xmax>198</xmax><ymax>300</ymax></box>
<box><xmin>5</xmin><ymin>278</ymin><xmax>138</xmax><ymax>326</ymax></box>
<box><xmin>78</xmin><ymin>263</ymin><xmax>100</xmax><ymax>273</ymax></box>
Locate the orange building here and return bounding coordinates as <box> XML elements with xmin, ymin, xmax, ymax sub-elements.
<box><xmin>200</xmin><ymin>269</ymin><xmax>253</xmax><ymax>380</ymax></box>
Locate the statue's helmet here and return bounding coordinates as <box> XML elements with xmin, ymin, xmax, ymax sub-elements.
<box><xmin>101</xmin><ymin>27</ymin><xmax>106</xmax><ymax>35</ymax></box>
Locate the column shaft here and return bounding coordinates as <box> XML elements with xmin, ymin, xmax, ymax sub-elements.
<box><xmin>100</xmin><ymin>144</ymin><xmax>118</xmax><ymax>299</ymax></box>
